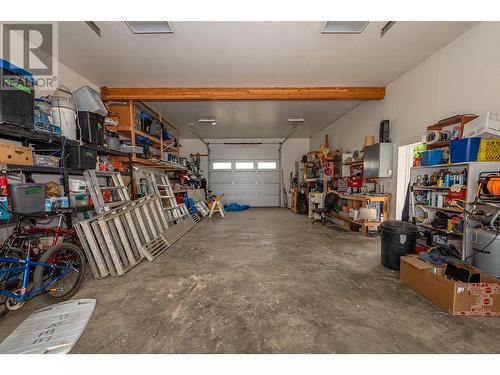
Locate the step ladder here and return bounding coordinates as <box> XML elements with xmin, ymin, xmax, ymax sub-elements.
<box><xmin>84</xmin><ymin>170</ymin><xmax>130</xmax><ymax>214</ymax></box>
<box><xmin>144</xmin><ymin>171</ymin><xmax>191</xmax><ymax>224</ymax></box>
<box><xmin>209</xmin><ymin>197</ymin><xmax>225</xmax><ymax>218</ymax></box>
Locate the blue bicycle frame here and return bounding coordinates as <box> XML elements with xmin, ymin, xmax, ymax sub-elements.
<box><xmin>0</xmin><ymin>252</ymin><xmax>73</xmax><ymax>302</ymax></box>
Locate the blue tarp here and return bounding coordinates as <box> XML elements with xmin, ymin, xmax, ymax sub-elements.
<box><xmin>223</xmin><ymin>202</ymin><xmax>250</xmax><ymax>212</ymax></box>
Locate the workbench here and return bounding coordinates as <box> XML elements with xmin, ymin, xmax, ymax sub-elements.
<box><xmin>326</xmin><ymin>192</ymin><xmax>391</xmax><ymax>235</ymax></box>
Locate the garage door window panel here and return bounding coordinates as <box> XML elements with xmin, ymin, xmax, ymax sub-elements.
<box><xmin>235</xmin><ymin>162</ymin><xmax>255</xmax><ymax>170</ymax></box>
<box><xmin>212</xmin><ymin>162</ymin><xmax>232</xmax><ymax>170</ymax></box>
<box><xmin>257</xmin><ymin>161</ymin><xmax>277</xmax><ymax>170</ymax></box>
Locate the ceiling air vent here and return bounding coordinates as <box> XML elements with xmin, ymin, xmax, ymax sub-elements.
<box><xmin>125</xmin><ymin>21</ymin><xmax>173</xmax><ymax>34</ymax></box>
<box><xmin>321</xmin><ymin>21</ymin><xmax>369</xmax><ymax>34</ymax></box>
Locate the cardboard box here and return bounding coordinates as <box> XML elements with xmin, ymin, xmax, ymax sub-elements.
<box><xmin>0</xmin><ymin>143</ymin><xmax>33</xmax><ymax>166</ymax></box>
<box><xmin>400</xmin><ymin>255</ymin><xmax>500</xmax><ymax>316</ymax></box>
<box><xmin>462</xmin><ymin>112</ymin><xmax>500</xmax><ymax>138</ymax></box>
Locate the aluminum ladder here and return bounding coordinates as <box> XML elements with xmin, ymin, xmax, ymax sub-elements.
<box><xmin>84</xmin><ymin>170</ymin><xmax>131</xmax><ymax>214</ymax></box>
<box><xmin>144</xmin><ymin>171</ymin><xmax>191</xmax><ymax>224</ymax></box>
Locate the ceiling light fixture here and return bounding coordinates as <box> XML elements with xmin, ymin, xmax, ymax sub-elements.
<box><xmin>380</xmin><ymin>21</ymin><xmax>396</xmax><ymax>37</ymax></box>
<box><xmin>125</xmin><ymin>21</ymin><xmax>174</xmax><ymax>34</ymax></box>
<box><xmin>85</xmin><ymin>21</ymin><xmax>102</xmax><ymax>37</ymax></box>
<box><xmin>321</xmin><ymin>21</ymin><xmax>369</xmax><ymax>34</ymax></box>
<box><xmin>198</xmin><ymin>118</ymin><xmax>216</xmax><ymax>126</ymax></box>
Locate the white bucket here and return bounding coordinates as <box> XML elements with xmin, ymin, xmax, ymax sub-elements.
<box><xmin>51</xmin><ymin>106</ymin><xmax>77</xmax><ymax>140</ymax></box>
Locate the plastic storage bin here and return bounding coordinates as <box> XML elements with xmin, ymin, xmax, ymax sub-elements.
<box><xmin>120</xmin><ymin>145</ymin><xmax>143</xmax><ymax>154</ymax></box>
<box><xmin>70</xmin><ymin>192</ymin><xmax>89</xmax><ymax>208</ymax></box>
<box><xmin>34</xmin><ymin>154</ymin><xmax>60</xmax><ymax>168</ymax></box>
<box><xmin>66</xmin><ymin>145</ymin><xmax>97</xmax><ymax>170</ymax></box>
<box><xmin>69</xmin><ymin>178</ymin><xmax>87</xmax><ymax>192</ymax></box>
<box><xmin>106</xmin><ymin>132</ymin><xmax>121</xmax><ymax>150</ymax></box>
<box><xmin>150</xmin><ymin>120</ymin><xmax>161</xmax><ymax>137</ymax></box>
<box><xmin>476</xmin><ymin>138</ymin><xmax>500</xmax><ymax>162</ymax></box>
<box><xmin>0</xmin><ymin>59</ymin><xmax>35</xmax><ymax>129</ymax></box>
<box><xmin>449</xmin><ymin>137</ymin><xmax>481</xmax><ymax>163</ymax></box>
<box><xmin>420</xmin><ymin>149</ymin><xmax>444</xmax><ymax>166</ymax></box>
<box><xmin>8</xmin><ymin>183</ymin><xmax>46</xmax><ymax>214</ymax></box>
<box><xmin>74</xmin><ymin>86</ymin><xmax>107</xmax><ymax>116</ymax></box>
<box><xmin>77</xmin><ymin>111</ymin><xmax>105</xmax><ymax>145</ymax></box>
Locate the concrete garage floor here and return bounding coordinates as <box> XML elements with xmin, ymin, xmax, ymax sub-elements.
<box><xmin>1</xmin><ymin>207</ymin><xmax>500</xmax><ymax>353</ymax></box>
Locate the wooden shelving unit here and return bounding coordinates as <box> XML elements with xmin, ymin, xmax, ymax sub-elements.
<box><xmin>108</xmin><ymin>101</ymin><xmax>182</xmax><ymax>171</ymax></box>
<box><xmin>424</xmin><ymin>114</ymin><xmax>477</xmax><ymax>150</ymax></box>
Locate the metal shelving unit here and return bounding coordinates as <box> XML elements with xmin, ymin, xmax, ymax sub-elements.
<box><xmin>0</xmin><ymin>125</ymin><xmax>134</xmax><ymax>227</ymax></box>
<box><xmin>409</xmin><ymin>161</ymin><xmax>499</xmax><ymax>259</ymax></box>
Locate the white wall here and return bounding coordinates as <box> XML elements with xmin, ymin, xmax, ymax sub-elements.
<box><xmin>310</xmin><ymin>22</ymin><xmax>500</xmax><ymax>218</ymax></box>
<box><xmin>40</xmin><ymin>60</ymin><xmax>99</xmax><ymax>93</ymax></box>
<box><xmin>179</xmin><ymin>137</ymin><xmax>309</xmax><ymax>206</ymax></box>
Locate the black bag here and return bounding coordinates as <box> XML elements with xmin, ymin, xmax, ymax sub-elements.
<box><xmin>432</xmin><ymin>211</ymin><xmax>451</xmax><ymax>229</ymax></box>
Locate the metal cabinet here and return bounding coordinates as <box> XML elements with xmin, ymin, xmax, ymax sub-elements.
<box><xmin>363</xmin><ymin>143</ymin><xmax>393</xmax><ymax>178</ymax></box>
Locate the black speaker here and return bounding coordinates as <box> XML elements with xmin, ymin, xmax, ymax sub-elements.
<box><xmin>379</xmin><ymin>119</ymin><xmax>391</xmax><ymax>143</ymax></box>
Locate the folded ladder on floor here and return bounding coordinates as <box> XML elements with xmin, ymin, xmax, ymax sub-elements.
<box><xmin>140</xmin><ymin>171</ymin><xmax>200</xmax><ymax>259</ymax></box>
<box><xmin>74</xmin><ymin>194</ymin><xmax>170</xmax><ymax>278</ymax></box>
<box><xmin>75</xmin><ymin>171</ymin><xmax>203</xmax><ymax>279</ymax></box>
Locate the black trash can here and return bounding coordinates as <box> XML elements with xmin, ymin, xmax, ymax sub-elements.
<box><xmin>380</xmin><ymin>220</ymin><xmax>418</xmax><ymax>271</ymax></box>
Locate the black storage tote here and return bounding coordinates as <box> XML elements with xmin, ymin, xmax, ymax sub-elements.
<box><xmin>77</xmin><ymin>111</ymin><xmax>105</xmax><ymax>145</ymax></box>
<box><xmin>66</xmin><ymin>145</ymin><xmax>97</xmax><ymax>170</ymax></box>
<box><xmin>0</xmin><ymin>59</ymin><xmax>35</xmax><ymax>129</ymax></box>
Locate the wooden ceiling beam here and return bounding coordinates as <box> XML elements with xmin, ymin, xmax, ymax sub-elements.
<box><xmin>100</xmin><ymin>86</ymin><xmax>385</xmax><ymax>101</ymax></box>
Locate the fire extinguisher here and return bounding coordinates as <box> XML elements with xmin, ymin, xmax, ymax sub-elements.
<box><xmin>0</xmin><ymin>174</ymin><xmax>10</xmax><ymax>218</ymax></box>
<box><xmin>0</xmin><ymin>175</ymin><xmax>8</xmax><ymax>199</ymax></box>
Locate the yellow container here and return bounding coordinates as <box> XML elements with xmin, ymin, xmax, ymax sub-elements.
<box><xmin>477</xmin><ymin>138</ymin><xmax>500</xmax><ymax>161</ymax></box>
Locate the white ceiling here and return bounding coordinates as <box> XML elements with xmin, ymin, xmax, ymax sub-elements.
<box><xmin>58</xmin><ymin>21</ymin><xmax>476</xmax><ymax>138</ymax></box>
<box><xmin>150</xmin><ymin>100</ymin><xmax>362</xmax><ymax>138</ymax></box>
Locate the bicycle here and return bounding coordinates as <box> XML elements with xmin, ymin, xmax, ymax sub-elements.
<box><xmin>0</xmin><ymin>214</ymin><xmax>86</xmax><ymax>315</ymax></box>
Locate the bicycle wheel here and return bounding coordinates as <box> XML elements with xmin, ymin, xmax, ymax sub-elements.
<box><xmin>33</xmin><ymin>243</ymin><xmax>86</xmax><ymax>303</ymax></box>
<box><xmin>0</xmin><ymin>248</ymin><xmax>25</xmax><ymax>317</ymax></box>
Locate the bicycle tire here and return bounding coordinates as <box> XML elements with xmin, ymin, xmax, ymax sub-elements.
<box><xmin>0</xmin><ymin>248</ymin><xmax>25</xmax><ymax>318</ymax></box>
<box><xmin>33</xmin><ymin>243</ymin><xmax>86</xmax><ymax>303</ymax></box>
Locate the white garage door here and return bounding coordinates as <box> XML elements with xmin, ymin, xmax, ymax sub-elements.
<box><xmin>209</xmin><ymin>144</ymin><xmax>280</xmax><ymax>207</ymax></box>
